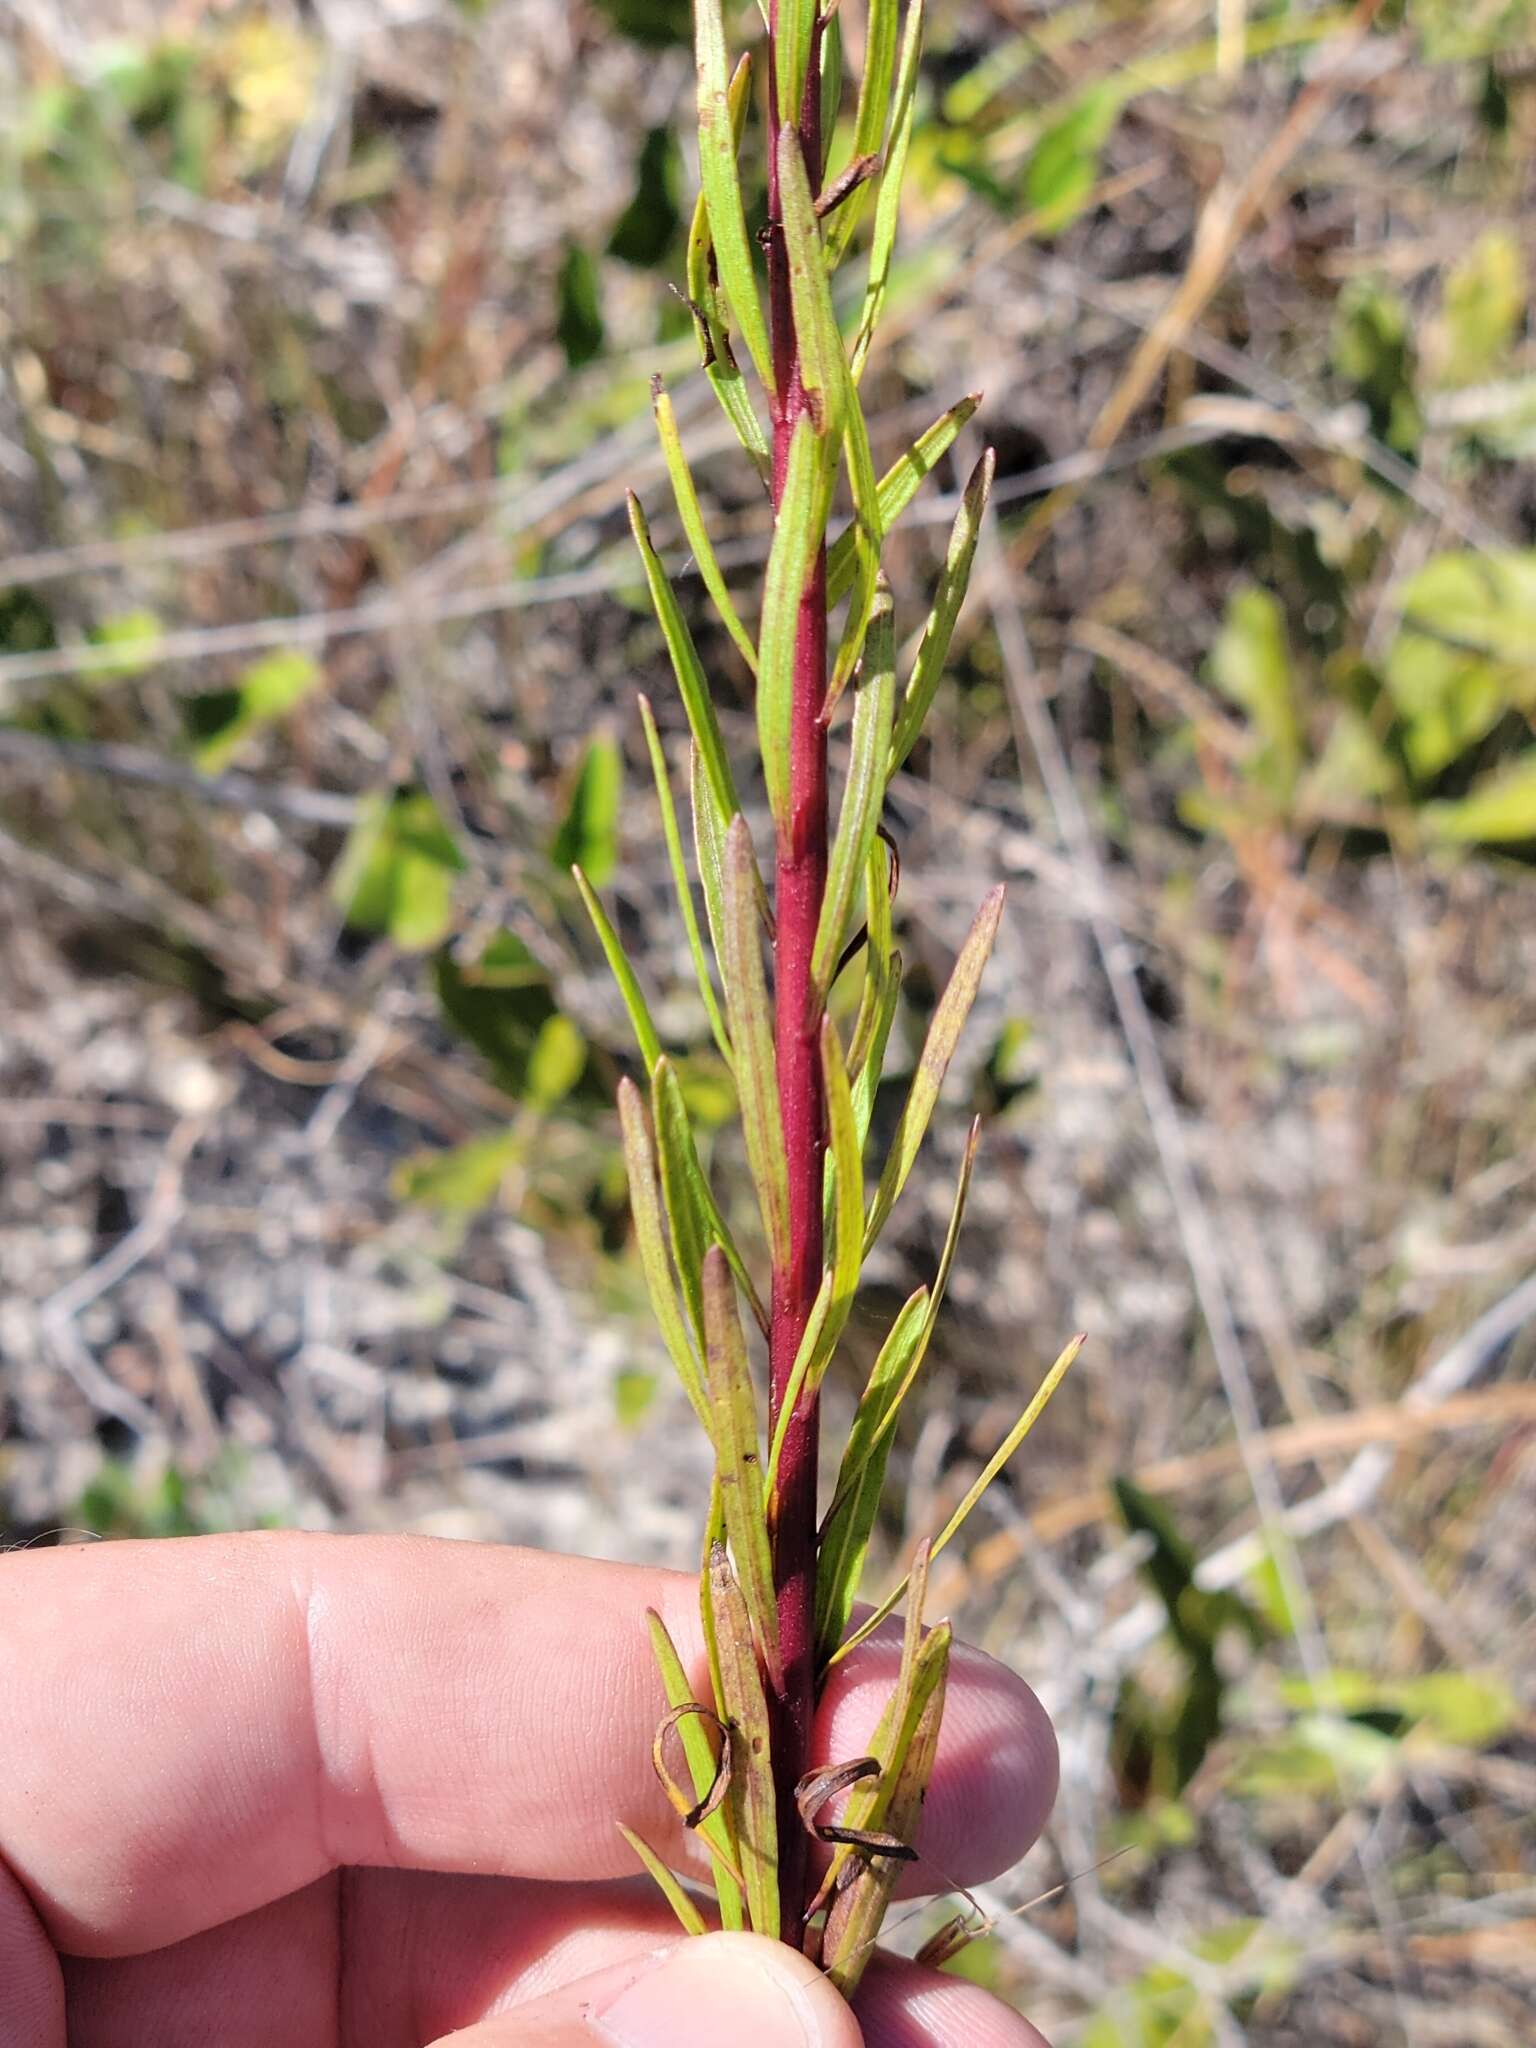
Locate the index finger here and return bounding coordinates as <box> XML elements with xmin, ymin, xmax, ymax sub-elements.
<box><xmin>0</xmin><ymin>1532</ymin><xmax>1055</xmax><ymax>1957</ymax></box>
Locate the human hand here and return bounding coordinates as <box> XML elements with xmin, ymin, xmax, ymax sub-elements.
<box><xmin>0</xmin><ymin>1532</ymin><xmax>1055</xmax><ymax>2046</ymax></box>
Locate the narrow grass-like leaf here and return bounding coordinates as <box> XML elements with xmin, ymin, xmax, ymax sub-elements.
<box><xmin>822</xmin><ymin>1625</ymin><xmax>950</xmax><ymax>1994</ymax></box>
<box><xmin>822</xmin><ymin>1015</ymin><xmax>864</xmax><ymax>1342</ymax></box>
<box><xmin>694</xmin><ymin>0</ymin><xmax>773</xmax><ymax>388</ymax></box>
<box><xmin>826</xmin><ymin>392</ymin><xmax>979</xmax><ymax>605</ymax></box>
<box><xmin>702</xmin><ymin>1246</ymin><xmax>781</xmax><ymax>1691</ymax></box>
<box><xmin>639</xmin><ymin>697</ymin><xmax>732</xmax><ymax>1067</ymax></box>
<box><xmin>654</xmin><ymin>1054</ymin><xmax>768</xmax><ymax>1338</ymax></box>
<box><xmin>616</xmin><ymin>1824</ymin><xmax>709</xmax><ymax>1937</ymax></box>
<box><xmin>851</xmin><ymin>948</ymin><xmax>902</xmax><ymax>1158</ymax></box>
<box><xmin>719</xmin><ymin>817</ymin><xmax>792</xmax><ymax>1271</ymax></box>
<box><xmin>574</xmin><ymin>866</ymin><xmax>663</xmax><ymax>1075</ymax></box>
<box><xmin>851</xmin><ymin>0</ymin><xmax>925</xmax><ymax>384</ymax></box>
<box><xmin>685</xmin><ymin>53</ymin><xmax>771</xmax><ymax>479</ymax></box>
<box><xmin>617</xmin><ymin>1079</ymin><xmax>709</xmax><ymax>1430</ymax></box>
<box><xmin>814</xmin><ymin>1285</ymin><xmax>929</xmax><ymax>1661</ymax></box>
<box><xmin>653</xmin><ymin>384</ymin><xmax>758</xmax><ymax>677</ymax></box>
<box><xmin>823</xmin><ymin>0</ymin><xmax>899</xmax><ymax>267</ymax></box>
<box><xmin>889</xmin><ymin>450</ymin><xmax>994</xmax><ymax>776</ymax></box>
<box><xmin>866</xmin><ymin>831</ymin><xmax>894</xmax><ymax>974</ymax></box>
<box><xmin>864</xmin><ymin>885</ymin><xmax>1003</xmax><ymax>1251</ymax></box>
<box><xmin>759</xmin><ymin>415</ymin><xmax>836</xmax><ymax>839</ymax></box>
<box><xmin>777</xmin><ymin>122</ymin><xmax>845</xmax><ymax>443</ymax></box>
<box><xmin>710</xmin><ymin>1541</ymin><xmax>781</xmax><ymax>1938</ymax></box>
<box><xmin>820</xmin><ymin>1122</ymin><xmax>979</xmax><ymax>1566</ymax></box>
<box><xmin>628</xmin><ymin>493</ymin><xmax>740</xmax><ymax>829</ymax></box>
<box><xmin>819</xmin><ymin>7</ymin><xmax>843</xmax><ymax>173</ymax></box>
<box><xmin>766</xmin><ymin>1266</ymin><xmax>833</xmax><ymax>1499</ymax></box>
<box><xmin>774</xmin><ymin>0</ymin><xmax>815</xmax><ymax>140</ymax></box>
<box><xmin>691</xmin><ymin>740</ymin><xmax>731</xmax><ymax>969</ymax></box>
<box><xmin>645</xmin><ymin>1607</ymin><xmax>746</xmax><ymax>1929</ymax></box>
<box><xmin>813</xmin><ymin>583</ymin><xmax>895</xmax><ymax>996</ymax></box>
<box><xmin>827</xmin><ymin>379</ymin><xmax>886</xmax><ymax>715</ymax></box>
<box><xmin>826</xmin><ymin>1334</ymin><xmax>1087</xmax><ymax>1670</ymax></box>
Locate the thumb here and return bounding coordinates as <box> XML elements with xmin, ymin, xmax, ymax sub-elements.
<box><xmin>432</xmin><ymin>1932</ymin><xmax>864</xmax><ymax>2048</ymax></box>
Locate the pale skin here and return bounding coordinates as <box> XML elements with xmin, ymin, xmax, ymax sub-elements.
<box><xmin>0</xmin><ymin>1533</ymin><xmax>1055</xmax><ymax>2047</ymax></box>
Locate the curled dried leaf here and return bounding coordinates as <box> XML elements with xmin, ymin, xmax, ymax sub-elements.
<box><xmin>653</xmin><ymin>1700</ymin><xmax>734</xmax><ymax>1830</ymax></box>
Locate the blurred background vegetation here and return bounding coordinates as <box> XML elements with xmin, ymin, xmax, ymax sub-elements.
<box><xmin>2</xmin><ymin>1</ymin><xmax>1534</xmax><ymax>2041</ymax></box>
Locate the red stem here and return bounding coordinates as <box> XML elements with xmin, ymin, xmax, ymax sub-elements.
<box><xmin>766</xmin><ymin>6</ymin><xmax>826</xmax><ymax>1937</ymax></box>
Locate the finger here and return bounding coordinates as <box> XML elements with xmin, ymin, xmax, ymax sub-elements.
<box><xmin>0</xmin><ymin>1533</ymin><xmax>1051</xmax><ymax>1959</ymax></box>
<box><xmin>428</xmin><ymin>1934</ymin><xmax>863</xmax><ymax>2048</ymax></box>
<box><xmin>854</xmin><ymin>1952</ymin><xmax>1054</xmax><ymax>2048</ymax></box>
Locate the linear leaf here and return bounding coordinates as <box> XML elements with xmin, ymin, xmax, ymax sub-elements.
<box><xmin>851</xmin><ymin>947</ymin><xmax>902</xmax><ymax>1159</ymax></box>
<box><xmin>864</xmin><ymin>885</ymin><xmax>1003</xmax><ymax>1251</ymax></box>
<box><xmin>685</xmin><ymin>52</ymin><xmax>771</xmax><ymax>479</ymax></box>
<box><xmin>655</xmin><ymin>1055</ymin><xmax>768</xmax><ymax>1338</ymax></box>
<box><xmin>694</xmin><ymin>0</ymin><xmax>773</xmax><ymax>388</ymax></box>
<box><xmin>645</xmin><ymin>1607</ymin><xmax>745</xmax><ymax>1930</ymax></box>
<box><xmin>826</xmin><ymin>378</ymin><xmax>885</xmax><ymax>713</ymax></box>
<box><xmin>822</xmin><ymin>1015</ymin><xmax>864</xmax><ymax>1346</ymax></box>
<box><xmin>823</xmin><ymin>0</ymin><xmax>899</xmax><ymax>267</ymax></box>
<box><xmin>702</xmin><ymin>1246</ymin><xmax>781</xmax><ymax>1691</ymax></box>
<box><xmin>653</xmin><ymin>383</ymin><xmax>759</xmax><ymax>676</ymax></box>
<box><xmin>691</xmin><ymin>740</ymin><xmax>731</xmax><ymax>972</ymax></box>
<box><xmin>628</xmin><ymin>492</ymin><xmax>740</xmax><ymax>828</ymax></box>
<box><xmin>822</xmin><ymin>1624</ymin><xmax>950</xmax><ymax>1994</ymax></box>
<box><xmin>866</xmin><ymin>831</ymin><xmax>894</xmax><ymax>973</ymax></box>
<box><xmin>814</xmin><ymin>581</ymin><xmax>895</xmax><ymax>995</ymax></box>
<box><xmin>616</xmin><ymin>1824</ymin><xmax>709</xmax><ymax>1937</ymax></box>
<box><xmin>639</xmin><ymin>696</ymin><xmax>732</xmax><ymax>1067</ymax></box>
<box><xmin>889</xmin><ymin>450</ymin><xmax>994</xmax><ymax>776</ymax></box>
<box><xmin>757</xmin><ymin>415</ymin><xmax>836</xmax><ymax>837</ymax></box>
<box><xmin>774</xmin><ymin>0</ymin><xmax>816</xmax><ymax>140</ymax></box>
<box><xmin>851</xmin><ymin>0</ymin><xmax>925</xmax><ymax>384</ymax></box>
<box><xmin>617</xmin><ymin>1078</ymin><xmax>709</xmax><ymax>1430</ymax></box>
<box><xmin>710</xmin><ymin>1541</ymin><xmax>781</xmax><ymax>1939</ymax></box>
<box><xmin>574</xmin><ymin>866</ymin><xmax>663</xmax><ymax>1074</ymax></box>
<box><xmin>826</xmin><ymin>392</ymin><xmax>979</xmax><ymax>605</ymax></box>
<box><xmin>766</xmin><ymin>1266</ymin><xmax>833</xmax><ymax>1499</ymax></box>
<box><xmin>719</xmin><ymin>817</ymin><xmax>792</xmax><ymax>1271</ymax></box>
<box><xmin>826</xmin><ymin>1333</ymin><xmax>1086</xmax><ymax>1670</ymax></box>
<box><xmin>814</xmin><ymin>1285</ymin><xmax>929</xmax><ymax>1661</ymax></box>
<box><xmin>777</xmin><ymin>122</ymin><xmax>845</xmax><ymax>443</ymax></box>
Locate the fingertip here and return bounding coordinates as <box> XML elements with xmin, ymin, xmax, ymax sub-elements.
<box><xmin>854</xmin><ymin>1950</ymin><xmax>1055</xmax><ymax>2048</ymax></box>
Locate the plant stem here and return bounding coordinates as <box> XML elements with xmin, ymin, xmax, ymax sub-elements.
<box><xmin>766</xmin><ymin>2</ymin><xmax>827</xmax><ymax>1938</ymax></box>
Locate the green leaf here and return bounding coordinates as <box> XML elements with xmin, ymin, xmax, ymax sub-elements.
<box><xmin>758</xmin><ymin>415</ymin><xmax>835</xmax><ymax>838</ymax></box>
<box><xmin>814</xmin><ymin>1285</ymin><xmax>929</xmax><ymax>1661</ymax></box>
<box><xmin>1208</xmin><ymin>587</ymin><xmax>1302</xmax><ymax>803</ymax></box>
<box><xmin>823</xmin><ymin>1618</ymin><xmax>951</xmax><ymax>1996</ymax></box>
<box><xmin>550</xmin><ymin>731</ymin><xmax>623</xmax><ymax>885</ymax></box>
<box><xmin>719</xmin><ymin>818</ymin><xmax>791</xmax><ymax>1272</ymax></box>
<box><xmin>827</xmin><ymin>377</ymin><xmax>885</xmax><ymax>711</ymax></box>
<box><xmin>187</xmin><ymin>649</ymin><xmax>320</xmax><ymax>773</ymax></box>
<box><xmin>1024</xmin><ymin>85</ymin><xmax>1117</xmax><ymax>233</ymax></box>
<box><xmin>889</xmin><ymin>450</ymin><xmax>993</xmax><ymax>776</ymax></box>
<box><xmin>608</xmin><ymin>123</ymin><xmax>682</xmax><ymax>268</ymax></box>
<box><xmin>332</xmin><ymin>788</ymin><xmax>465</xmax><ymax>952</ymax></box>
<box><xmin>393</xmin><ymin>1130</ymin><xmax>520</xmax><ymax>1212</ymax></box>
<box><xmin>628</xmin><ymin>491</ymin><xmax>741</xmax><ymax>828</ymax></box>
<box><xmin>827</xmin><ymin>1333</ymin><xmax>1085</xmax><ymax>1670</ymax></box>
<box><xmin>850</xmin><ymin>0</ymin><xmax>924</xmax><ymax>384</ymax></box>
<box><xmin>814</xmin><ymin>580</ymin><xmax>895</xmax><ymax>995</ymax></box>
<box><xmin>774</xmin><ymin>0</ymin><xmax>816</xmax><ymax>140</ymax></box>
<box><xmin>851</xmin><ymin>947</ymin><xmax>902</xmax><ymax>1158</ymax></box>
<box><xmin>693</xmin><ymin>0</ymin><xmax>773</xmax><ymax>387</ymax></box>
<box><xmin>823</xmin><ymin>0</ymin><xmax>899</xmax><ymax>267</ymax></box>
<box><xmin>709</xmin><ymin>1541</ymin><xmax>780</xmax><ymax>1938</ymax></box>
<box><xmin>644</xmin><ymin>1608</ymin><xmax>746</xmax><ymax>1929</ymax></box>
<box><xmin>555</xmin><ymin>240</ymin><xmax>605</xmax><ymax>368</ymax></box>
<box><xmin>1331</xmin><ymin>277</ymin><xmax>1422</xmax><ymax>455</ymax></box>
<box><xmin>654</xmin><ymin>1055</ymin><xmax>768</xmax><ymax>1338</ymax></box>
<box><xmin>1439</xmin><ymin>227</ymin><xmax>1526</xmax><ymax>385</ymax></box>
<box><xmin>434</xmin><ymin>932</ymin><xmax>561</xmax><ymax>1099</ymax></box>
<box><xmin>1424</xmin><ymin>749</ymin><xmax>1536</xmax><ymax>842</ymax></box>
<box><xmin>652</xmin><ymin>383</ymin><xmax>758</xmax><ymax>675</ymax></box>
<box><xmin>865</xmin><ymin>885</ymin><xmax>1003</xmax><ymax>1251</ymax></box>
<box><xmin>572</xmin><ymin>864</ymin><xmax>663</xmax><ymax>1073</ymax></box>
<box><xmin>86</xmin><ymin>608</ymin><xmax>162</xmax><ymax>681</ymax></box>
<box><xmin>702</xmin><ymin>1247</ymin><xmax>781</xmax><ymax>1690</ymax></box>
<box><xmin>777</xmin><ymin>121</ymin><xmax>845</xmax><ymax>442</ymax></box>
<box><xmin>827</xmin><ymin>392</ymin><xmax>979</xmax><ymax>605</ymax></box>
<box><xmin>684</xmin><ymin>51</ymin><xmax>772</xmax><ymax>479</ymax></box>
<box><xmin>692</xmin><ymin>740</ymin><xmax>733</xmax><ymax>992</ymax></box>
<box><xmin>1395</xmin><ymin>547</ymin><xmax>1536</xmax><ymax>665</ymax></box>
<box><xmin>526</xmin><ymin>1013</ymin><xmax>587</xmax><ymax>1109</ymax></box>
<box><xmin>617</xmin><ymin>1078</ymin><xmax>710</xmax><ymax>1430</ymax></box>
<box><xmin>822</xmin><ymin>1014</ymin><xmax>865</xmax><ymax>1356</ymax></box>
<box><xmin>639</xmin><ymin>696</ymin><xmax>733</xmax><ymax>1066</ymax></box>
<box><xmin>615</xmin><ymin>1824</ymin><xmax>708</xmax><ymax>1935</ymax></box>
<box><xmin>766</xmin><ymin>1268</ymin><xmax>834</xmax><ymax>1498</ymax></box>
<box><xmin>593</xmin><ymin>0</ymin><xmax>690</xmax><ymax>45</ymax></box>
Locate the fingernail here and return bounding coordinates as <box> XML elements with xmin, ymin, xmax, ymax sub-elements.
<box><xmin>592</xmin><ymin>1934</ymin><xmax>827</xmax><ymax>2048</ymax></box>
